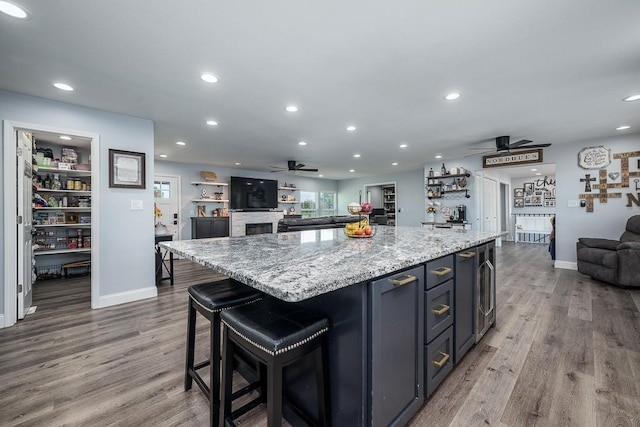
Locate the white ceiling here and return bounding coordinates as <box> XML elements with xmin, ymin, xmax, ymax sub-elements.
<box><xmin>1</xmin><ymin>1</ymin><xmax>638</xmax><ymax>180</ymax></box>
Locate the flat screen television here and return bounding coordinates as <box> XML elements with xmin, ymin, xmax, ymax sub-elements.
<box><xmin>230</xmin><ymin>176</ymin><xmax>279</xmax><ymax>210</ymax></box>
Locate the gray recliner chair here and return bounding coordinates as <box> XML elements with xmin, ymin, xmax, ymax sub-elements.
<box><xmin>576</xmin><ymin>215</ymin><xmax>640</xmax><ymax>287</ymax></box>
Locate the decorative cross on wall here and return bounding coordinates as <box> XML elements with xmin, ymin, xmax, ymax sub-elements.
<box><xmin>580</xmin><ymin>174</ymin><xmax>596</xmax><ymax>192</ymax></box>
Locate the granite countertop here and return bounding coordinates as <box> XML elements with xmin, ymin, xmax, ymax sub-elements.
<box><xmin>161</xmin><ymin>226</ymin><xmax>501</xmax><ymax>302</ymax></box>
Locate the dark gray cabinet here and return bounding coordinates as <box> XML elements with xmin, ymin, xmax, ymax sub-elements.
<box><xmin>454</xmin><ymin>249</ymin><xmax>476</xmax><ymax>363</ymax></box>
<box><xmin>190</xmin><ymin>217</ymin><xmax>229</xmax><ymax>239</ymax></box>
<box><xmin>369</xmin><ymin>266</ymin><xmax>424</xmax><ymax>426</ymax></box>
<box><xmin>425</xmin><ymin>325</ymin><xmax>453</xmax><ymax>397</ymax></box>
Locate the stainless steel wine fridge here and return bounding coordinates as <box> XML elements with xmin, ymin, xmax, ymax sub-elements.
<box><xmin>476</xmin><ymin>241</ymin><xmax>496</xmax><ymax>342</ymax></box>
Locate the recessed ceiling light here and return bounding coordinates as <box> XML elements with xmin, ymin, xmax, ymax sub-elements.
<box><xmin>53</xmin><ymin>82</ymin><xmax>74</xmax><ymax>91</ymax></box>
<box><xmin>235</xmin><ymin>162</ymin><xmax>241</xmax><ymax>166</ymax></box>
<box><xmin>444</xmin><ymin>92</ymin><xmax>461</xmax><ymax>101</ymax></box>
<box><xmin>531</xmin><ymin>168</ymin><xmax>537</xmax><ymax>171</ymax></box>
<box><xmin>616</xmin><ymin>125</ymin><xmax>630</xmax><ymax>131</ymax></box>
<box><xmin>399</xmin><ymin>144</ymin><xmax>408</xmax><ymax>148</ymax></box>
<box><xmin>353</xmin><ymin>154</ymin><xmax>361</xmax><ymax>158</ymax></box>
<box><xmin>176</xmin><ymin>141</ymin><xmax>186</xmax><ymax>146</ymax></box>
<box><xmin>206</xmin><ymin>120</ymin><xmax>218</xmax><ymax>126</ymax></box>
<box><xmin>349</xmin><ymin>169</ymin><xmax>355</xmax><ymax>173</ymax></box>
<box><xmin>0</xmin><ymin>1</ymin><xmax>27</xmax><ymax>18</ymax></box>
<box><xmin>298</xmin><ymin>141</ymin><xmax>307</xmax><ymax>146</ymax></box>
<box><xmin>536</xmin><ymin>173</ymin><xmax>541</xmax><ymax>176</ymax></box>
<box><xmin>285</xmin><ymin>105</ymin><xmax>298</xmax><ymax>112</ymax></box>
<box><xmin>392</xmin><ymin>162</ymin><xmax>398</xmax><ymax>166</ymax></box>
<box><xmin>623</xmin><ymin>94</ymin><xmax>640</xmax><ymax>102</ymax></box>
<box><xmin>435</xmin><ymin>155</ymin><xmax>442</xmax><ymax>159</ymax></box>
<box><xmin>318</xmin><ymin>174</ymin><xmax>323</xmax><ymax>178</ymax></box>
<box><xmin>200</xmin><ymin>73</ymin><xmax>218</xmax><ymax>83</ymax></box>
<box><xmin>159</xmin><ymin>154</ymin><xmax>168</xmax><ymax>158</ymax></box>
<box><xmin>346</xmin><ymin>126</ymin><xmax>357</xmax><ymax>131</ymax></box>
<box><xmin>59</xmin><ymin>135</ymin><xmax>72</xmax><ymax>140</ymax></box>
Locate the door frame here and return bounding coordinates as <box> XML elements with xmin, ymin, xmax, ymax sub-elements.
<box><xmin>3</xmin><ymin>120</ymin><xmax>100</xmax><ymax>328</ymax></box>
<box><xmin>153</xmin><ymin>173</ymin><xmax>182</xmax><ymax>241</ymax></box>
<box><xmin>475</xmin><ymin>172</ymin><xmax>502</xmax><ymax>246</ymax></box>
<box><xmin>363</xmin><ymin>181</ymin><xmax>397</xmax><ymax>226</ymax></box>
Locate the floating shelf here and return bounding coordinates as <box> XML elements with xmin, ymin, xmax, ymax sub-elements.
<box><xmin>279</xmin><ymin>186</ymin><xmax>298</xmax><ymax>190</ymax></box>
<box><xmin>190</xmin><ymin>181</ymin><xmax>228</xmax><ymax>186</ymax></box>
<box><xmin>278</xmin><ymin>201</ymin><xmax>299</xmax><ymax>204</ymax></box>
<box><xmin>192</xmin><ymin>199</ymin><xmax>229</xmax><ymax>203</ymax></box>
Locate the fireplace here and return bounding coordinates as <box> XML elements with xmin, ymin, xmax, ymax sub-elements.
<box><xmin>246</xmin><ymin>223</ymin><xmax>273</xmax><ymax>236</ymax></box>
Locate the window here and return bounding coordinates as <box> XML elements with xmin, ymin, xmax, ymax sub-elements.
<box><xmin>154</xmin><ymin>180</ymin><xmax>171</xmax><ymax>199</ymax></box>
<box><xmin>300</xmin><ymin>191</ymin><xmax>336</xmax><ymax>218</ymax></box>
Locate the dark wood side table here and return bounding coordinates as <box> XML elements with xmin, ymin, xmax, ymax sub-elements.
<box><xmin>155</xmin><ymin>234</ymin><xmax>174</xmax><ymax>286</ymax></box>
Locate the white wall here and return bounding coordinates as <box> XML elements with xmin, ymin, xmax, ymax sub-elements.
<box><xmin>1</xmin><ymin>90</ymin><xmax>155</xmax><ymax>316</ymax></box>
<box><xmin>155</xmin><ymin>160</ymin><xmax>338</xmax><ymax>239</ymax></box>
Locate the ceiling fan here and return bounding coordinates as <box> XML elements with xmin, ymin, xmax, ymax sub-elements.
<box><xmin>468</xmin><ymin>135</ymin><xmax>551</xmax><ymax>154</ymax></box>
<box><xmin>270</xmin><ymin>160</ymin><xmax>319</xmax><ymax>173</ymax></box>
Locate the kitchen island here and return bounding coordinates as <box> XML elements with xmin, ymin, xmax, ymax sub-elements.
<box><xmin>161</xmin><ymin>226</ymin><xmax>500</xmax><ymax>426</ymax></box>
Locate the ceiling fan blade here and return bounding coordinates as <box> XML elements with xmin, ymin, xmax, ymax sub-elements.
<box><xmin>509</xmin><ymin>143</ymin><xmax>551</xmax><ymax>149</ymax></box>
<box><xmin>509</xmin><ymin>139</ymin><xmax>533</xmax><ymax>148</ymax></box>
<box><xmin>297</xmin><ymin>168</ymin><xmax>318</xmax><ymax>172</ymax></box>
<box><xmin>293</xmin><ymin>163</ymin><xmax>306</xmax><ymax>169</ymax></box>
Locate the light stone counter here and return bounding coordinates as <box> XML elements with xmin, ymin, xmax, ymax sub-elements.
<box><xmin>161</xmin><ymin>226</ymin><xmax>501</xmax><ymax>302</ymax></box>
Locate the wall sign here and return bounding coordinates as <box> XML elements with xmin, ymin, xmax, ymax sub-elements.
<box><xmin>578</xmin><ymin>146</ymin><xmax>611</xmax><ymax>169</ymax></box>
<box><xmin>483</xmin><ymin>149</ymin><xmax>543</xmax><ymax>168</ymax></box>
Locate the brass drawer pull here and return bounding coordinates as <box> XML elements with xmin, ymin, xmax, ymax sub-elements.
<box><xmin>432</xmin><ymin>304</ymin><xmax>450</xmax><ymax>316</ymax></box>
<box><xmin>432</xmin><ymin>351</ymin><xmax>450</xmax><ymax>368</ymax></box>
<box><xmin>458</xmin><ymin>251</ymin><xmax>476</xmax><ymax>258</ymax></box>
<box><xmin>431</xmin><ymin>267</ymin><xmax>452</xmax><ymax>276</ymax></box>
<box><xmin>390</xmin><ymin>275</ymin><xmax>417</xmax><ymax>286</ymax></box>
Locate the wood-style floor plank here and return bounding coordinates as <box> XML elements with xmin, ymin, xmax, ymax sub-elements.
<box><xmin>1</xmin><ymin>242</ymin><xmax>639</xmax><ymax>426</ymax></box>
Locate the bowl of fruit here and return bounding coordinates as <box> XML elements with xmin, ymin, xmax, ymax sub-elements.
<box><xmin>344</xmin><ymin>218</ymin><xmax>376</xmax><ymax>238</ymax></box>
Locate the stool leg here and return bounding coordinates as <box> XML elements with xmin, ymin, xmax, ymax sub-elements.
<box><xmin>185</xmin><ymin>299</ymin><xmax>197</xmax><ymax>391</ymax></box>
<box><xmin>210</xmin><ymin>314</ymin><xmax>221</xmax><ymax>427</ymax></box>
<box><xmin>266</xmin><ymin>357</ymin><xmax>283</xmax><ymax>427</ymax></box>
<box><xmin>315</xmin><ymin>337</ymin><xmax>331</xmax><ymax>427</ymax></box>
<box><xmin>219</xmin><ymin>325</ymin><xmax>234</xmax><ymax>427</ymax></box>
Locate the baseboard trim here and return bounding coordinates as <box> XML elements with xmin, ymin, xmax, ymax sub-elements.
<box><xmin>95</xmin><ymin>286</ymin><xmax>158</xmax><ymax>309</ymax></box>
<box><xmin>555</xmin><ymin>260</ymin><xmax>577</xmax><ymax>270</ymax></box>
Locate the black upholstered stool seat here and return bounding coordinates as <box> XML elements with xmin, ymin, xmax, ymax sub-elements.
<box><xmin>220</xmin><ymin>298</ymin><xmax>329</xmax><ymax>355</ymax></box>
<box><xmin>185</xmin><ymin>279</ymin><xmax>263</xmax><ymax>427</ymax></box>
<box><xmin>219</xmin><ymin>297</ymin><xmax>331</xmax><ymax>427</ymax></box>
<box><xmin>188</xmin><ymin>280</ymin><xmax>263</xmax><ymax>313</ymax></box>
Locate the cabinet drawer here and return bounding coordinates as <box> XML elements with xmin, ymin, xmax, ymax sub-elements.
<box><xmin>426</xmin><ymin>255</ymin><xmax>454</xmax><ymax>289</ymax></box>
<box><xmin>425</xmin><ymin>279</ymin><xmax>453</xmax><ymax>343</ymax></box>
<box><xmin>425</xmin><ymin>326</ymin><xmax>454</xmax><ymax>398</ymax></box>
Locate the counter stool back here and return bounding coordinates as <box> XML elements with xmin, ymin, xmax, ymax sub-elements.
<box><xmin>219</xmin><ymin>297</ymin><xmax>331</xmax><ymax>427</ymax></box>
<box><xmin>185</xmin><ymin>279</ymin><xmax>263</xmax><ymax>427</ymax></box>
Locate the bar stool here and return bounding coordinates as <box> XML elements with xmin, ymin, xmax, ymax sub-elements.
<box><xmin>185</xmin><ymin>279</ymin><xmax>263</xmax><ymax>427</ymax></box>
<box><xmin>219</xmin><ymin>297</ymin><xmax>331</xmax><ymax>427</ymax></box>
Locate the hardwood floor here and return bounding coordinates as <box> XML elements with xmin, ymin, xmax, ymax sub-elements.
<box><xmin>0</xmin><ymin>242</ymin><xmax>638</xmax><ymax>426</ymax></box>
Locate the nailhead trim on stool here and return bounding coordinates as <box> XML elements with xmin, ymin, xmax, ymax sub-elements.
<box><xmin>219</xmin><ymin>298</ymin><xmax>331</xmax><ymax>427</ymax></box>
<box><xmin>184</xmin><ymin>279</ymin><xmax>263</xmax><ymax>427</ymax></box>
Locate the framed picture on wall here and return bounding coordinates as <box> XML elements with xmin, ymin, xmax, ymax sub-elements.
<box><xmin>109</xmin><ymin>149</ymin><xmax>146</xmax><ymax>189</ymax></box>
<box><xmin>531</xmin><ymin>195</ymin><xmax>542</xmax><ymax>206</ymax></box>
<box><xmin>514</xmin><ymin>197</ymin><xmax>524</xmax><ymax>208</ymax></box>
<box><xmin>524</xmin><ymin>196</ymin><xmax>532</xmax><ymax>206</ymax></box>
<box><xmin>543</xmin><ymin>191</ymin><xmax>553</xmax><ymax>199</ymax></box>
<box><xmin>523</xmin><ymin>182</ymin><xmax>534</xmax><ymax>194</ymax></box>
<box><xmin>514</xmin><ymin>188</ymin><xmax>524</xmax><ymax>197</ymax></box>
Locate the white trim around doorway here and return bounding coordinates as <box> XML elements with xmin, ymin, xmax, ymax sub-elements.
<box><xmin>3</xmin><ymin>120</ymin><xmax>100</xmax><ymax>327</ymax></box>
